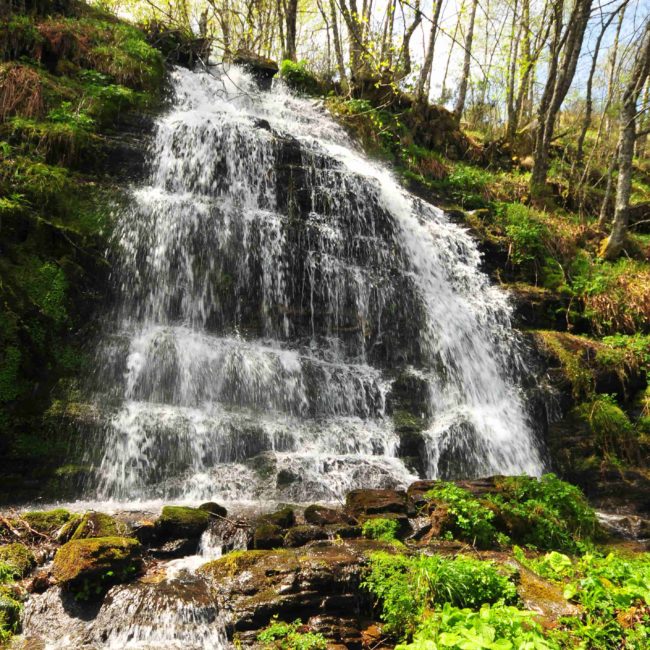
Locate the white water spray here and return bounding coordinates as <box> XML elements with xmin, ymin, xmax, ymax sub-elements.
<box><xmin>89</xmin><ymin>65</ymin><xmax>543</xmax><ymax>503</ymax></box>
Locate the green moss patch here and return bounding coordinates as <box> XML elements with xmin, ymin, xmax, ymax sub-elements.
<box><xmin>0</xmin><ymin>543</ymin><xmax>35</xmax><ymax>577</ymax></box>
<box><xmin>22</xmin><ymin>508</ymin><xmax>71</xmax><ymax>534</ymax></box>
<box><xmin>52</xmin><ymin>536</ymin><xmax>141</xmax><ymax>600</ymax></box>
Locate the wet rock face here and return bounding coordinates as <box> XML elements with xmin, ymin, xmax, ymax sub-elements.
<box><xmin>198</xmin><ymin>540</ymin><xmax>390</xmax><ymax>640</ymax></box>
<box><xmin>151</xmin><ymin>506</ymin><xmax>211</xmax><ymax>557</ymax></box>
<box><xmin>304</xmin><ymin>504</ymin><xmax>351</xmax><ymax>525</ymax></box>
<box><xmin>345</xmin><ymin>488</ymin><xmax>409</xmax><ymax>517</ymax></box>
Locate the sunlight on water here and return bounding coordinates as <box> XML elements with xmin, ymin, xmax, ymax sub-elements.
<box><xmin>85</xmin><ymin>64</ymin><xmax>543</xmax><ymax>504</ymax></box>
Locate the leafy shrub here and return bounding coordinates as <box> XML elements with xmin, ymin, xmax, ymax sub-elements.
<box><xmin>47</xmin><ymin>101</ymin><xmax>94</xmax><ymax>130</ymax></box>
<box><xmin>395</xmin><ymin>602</ymin><xmax>557</xmax><ymax>650</ymax></box>
<box><xmin>362</xmin><ymin>517</ymin><xmax>399</xmax><ymax>541</ymax></box>
<box><xmin>280</xmin><ymin>60</ymin><xmax>322</xmax><ymax>95</ymax></box>
<box><xmin>257</xmin><ymin>617</ymin><xmax>327</xmax><ymax>650</ymax></box>
<box><xmin>497</xmin><ymin>202</ymin><xmax>549</xmax><ymax>271</ymax></box>
<box><xmin>363</xmin><ymin>552</ymin><xmax>518</xmax><ymax>638</ymax></box>
<box><xmin>488</xmin><ymin>474</ymin><xmax>599</xmax><ymax>552</ymax></box>
<box><xmin>425</xmin><ymin>483</ymin><xmax>498</xmax><ymax>548</ymax></box>
<box><xmin>574</xmin><ymin>394</ymin><xmax>639</xmax><ymax>462</ymax></box>
<box><xmin>443</xmin><ymin>163</ymin><xmax>494</xmax><ymax>208</ymax></box>
<box><xmin>426</xmin><ymin>476</ymin><xmax>599</xmax><ymax>552</ymax></box>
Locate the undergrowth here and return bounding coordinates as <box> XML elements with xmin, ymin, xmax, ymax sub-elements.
<box><xmin>257</xmin><ymin>617</ymin><xmax>328</xmax><ymax>650</ymax></box>
<box><xmin>424</xmin><ymin>474</ymin><xmax>599</xmax><ymax>552</ymax></box>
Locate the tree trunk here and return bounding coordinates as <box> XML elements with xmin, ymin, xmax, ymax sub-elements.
<box><xmin>329</xmin><ymin>0</ymin><xmax>348</xmax><ymax>87</ymax></box>
<box><xmin>453</xmin><ymin>0</ymin><xmax>479</xmax><ymax>122</ymax></box>
<box><xmin>601</xmin><ymin>19</ymin><xmax>650</xmax><ymax>259</ymax></box>
<box><xmin>416</xmin><ymin>0</ymin><xmax>443</xmax><ymax>103</ymax></box>
<box><xmin>505</xmin><ymin>0</ymin><xmax>520</xmax><ymax>143</ymax></box>
<box><xmin>530</xmin><ymin>0</ymin><xmax>593</xmax><ymax>200</ymax></box>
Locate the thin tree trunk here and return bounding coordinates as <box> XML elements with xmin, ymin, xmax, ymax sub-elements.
<box><xmin>329</xmin><ymin>0</ymin><xmax>348</xmax><ymax>87</ymax></box>
<box><xmin>530</xmin><ymin>0</ymin><xmax>593</xmax><ymax>199</ymax></box>
<box><xmin>453</xmin><ymin>0</ymin><xmax>479</xmax><ymax>122</ymax></box>
<box><xmin>571</xmin><ymin>2</ymin><xmax>625</xmax><ymax>202</ymax></box>
<box><xmin>415</xmin><ymin>0</ymin><xmax>443</xmax><ymax>102</ymax></box>
<box><xmin>505</xmin><ymin>0</ymin><xmax>520</xmax><ymax>143</ymax></box>
<box><xmin>440</xmin><ymin>4</ymin><xmax>463</xmax><ymax>103</ymax></box>
<box><xmin>602</xmin><ymin>19</ymin><xmax>650</xmax><ymax>259</ymax></box>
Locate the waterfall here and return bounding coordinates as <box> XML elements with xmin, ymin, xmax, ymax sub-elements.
<box><xmin>88</xmin><ymin>65</ymin><xmax>544</xmax><ymax>503</ymax></box>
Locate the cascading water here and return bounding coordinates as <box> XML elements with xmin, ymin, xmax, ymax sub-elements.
<box><xmin>87</xmin><ymin>64</ymin><xmax>544</xmax><ymax>504</ymax></box>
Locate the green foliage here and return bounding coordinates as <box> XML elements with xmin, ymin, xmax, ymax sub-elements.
<box><xmin>47</xmin><ymin>101</ymin><xmax>95</xmax><ymax>130</ymax></box>
<box><xmin>280</xmin><ymin>60</ymin><xmax>322</xmax><ymax>95</ymax></box>
<box><xmin>574</xmin><ymin>394</ymin><xmax>639</xmax><ymax>462</ymax></box>
<box><xmin>490</xmin><ymin>474</ymin><xmax>599</xmax><ymax>552</ymax></box>
<box><xmin>496</xmin><ymin>203</ymin><xmax>549</xmax><ymax>271</ymax></box>
<box><xmin>426</xmin><ymin>476</ymin><xmax>598</xmax><ymax>553</ymax></box>
<box><xmin>0</xmin><ymin>593</ymin><xmax>21</xmax><ymax>643</ymax></box>
<box><xmin>363</xmin><ymin>552</ymin><xmax>518</xmax><ymax>638</ymax></box>
<box><xmin>21</xmin><ymin>260</ymin><xmax>69</xmax><ymax>324</ymax></box>
<box><xmin>517</xmin><ymin>550</ymin><xmax>650</xmax><ymax>649</ymax></box>
<box><xmin>257</xmin><ymin>617</ymin><xmax>328</xmax><ymax>650</ymax></box>
<box><xmin>513</xmin><ymin>547</ymin><xmax>574</xmax><ymax>581</ymax></box>
<box><xmin>395</xmin><ymin>602</ymin><xmax>557</xmax><ymax>650</ymax></box>
<box><xmin>362</xmin><ymin>517</ymin><xmax>399</xmax><ymax>541</ymax></box>
<box><xmin>425</xmin><ymin>483</ymin><xmax>498</xmax><ymax>548</ymax></box>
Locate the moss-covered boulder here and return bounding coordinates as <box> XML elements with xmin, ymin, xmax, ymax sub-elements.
<box><xmin>253</xmin><ymin>523</ymin><xmax>284</xmax><ymax>550</ymax></box>
<box><xmin>52</xmin><ymin>536</ymin><xmax>142</xmax><ymax>600</ymax></box>
<box><xmin>21</xmin><ymin>508</ymin><xmax>71</xmax><ymax>534</ymax></box>
<box><xmin>57</xmin><ymin>513</ymin><xmax>84</xmax><ymax>542</ymax></box>
<box><xmin>154</xmin><ymin>506</ymin><xmax>210</xmax><ymax>541</ymax></box>
<box><xmin>0</xmin><ymin>543</ymin><xmax>36</xmax><ymax>577</ymax></box>
<box><xmin>198</xmin><ymin>502</ymin><xmax>228</xmax><ymax>519</ymax></box>
<box><xmin>284</xmin><ymin>525</ymin><xmax>327</xmax><ymax>548</ymax></box>
<box><xmin>70</xmin><ymin>512</ymin><xmax>126</xmax><ymax>540</ymax></box>
<box><xmin>261</xmin><ymin>506</ymin><xmax>295</xmax><ymax>529</ymax></box>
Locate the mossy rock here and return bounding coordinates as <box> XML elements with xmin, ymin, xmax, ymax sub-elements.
<box><xmin>21</xmin><ymin>508</ymin><xmax>71</xmax><ymax>534</ymax></box>
<box><xmin>70</xmin><ymin>512</ymin><xmax>126</xmax><ymax>540</ymax></box>
<box><xmin>57</xmin><ymin>513</ymin><xmax>84</xmax><ymax>542</ymax></box>
<box><xmin>284</xmin><ymin>525</ymin><xmax>327</xmax><ymax>548</ymax></box>
<box><xmin>0</xmin><ymin>543</ymin><xmax>36</xmax><ymax>578</ymax></box>
<box><xmin>253</xmin><ymin>523</ymin><xmax>284</xmax><ymax>550</ymax></box>
<box><xmin>52</xmin><ymin>536</ymin><xmax>142</xmax><ymax>600</ymax></box>
<box><xmin>261</xmin><ymin>506</ymin><xmax>295</xmax><ymax>529</ymax></box>
<box><xmin>154</xmin><ymin>506</ymin><xmax>210</xmax><ymax>541</ymax></box>
<box><xmin>198</xmin><ymin>502</ymin><xmax>228</xmax><ymax>519</ymax></box>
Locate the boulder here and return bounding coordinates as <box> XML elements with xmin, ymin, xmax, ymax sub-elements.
<box><xmin>198</xmin><ymin>502</ymin><xmax>228</xmax><ymax>519</ymax></box>
<box><xmin>261</xmin><ymin>506</ymin><xmax>295</xmax><ymax>529</ymax></box>
<box><xmin>231</xmin><ymin>50</ymin><xmax>278</xmax><ymax>90</ymax></box>
<box><xmin>57</xmin><ymin>513</ymin><xmax>84</xmax><ymax>542</ymax></box>
<box><xmin>253</xmin><ymin>524</ymin><xmax>284</xmax><ymax>550</ymax></box>
<box><xmin>284</xmin><ymin>525</ymin><xmax>327</xmax><ymax>548</ymax></box>
<box><xmin>345</xmin><ymin>489</ymin><xmax>408</xmax><ymax>517</ymax></box>
<box><xmin>304</xmin><ymin>504</ymin><xmax>349</xmax><ymax>526</ymax></box>
<box><xmin>198</xmin><ymin>540</ymin><xmax>393</xmax><ymax>634</ymax></box>
<box><xmin>52</xmin><ymin>537</ymin><xmax>142</xmax><ymax>600</ymax></box>
<box><xmin>21</xmin><ymin>508</ymin><xmax>71</xmax><ymax>535</ymax></box>
<box><xmin>154</xmin><ymin>506</ymin><xmax>210</xmax><ymax>544</ymax></box>
<box><xmin>70</xmin><ymin>512</ymin><xmax>126</xmax><ymax>540</ymax></box>
<box><xmin>325</xmin><ymin>524</ymin><xmax>362</xmax><ymax>539</ymax></box>
<box><xmin>0</xmin><ymin>542</ymin><xmax>36</xmax><ymax>577</ymax></box>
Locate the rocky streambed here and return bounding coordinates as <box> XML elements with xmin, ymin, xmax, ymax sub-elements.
<box><xmin>0</xmin><ymin>477</ymin><xmax>648</xmax><ymax>649</ymax></box>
